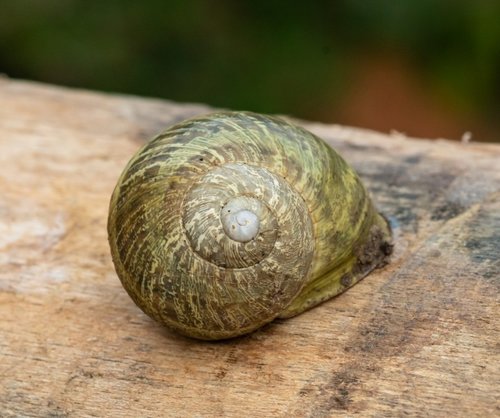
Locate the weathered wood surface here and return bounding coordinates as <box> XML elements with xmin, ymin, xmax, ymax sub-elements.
<box><xmin>0</xmin><ymin>78</ymin><xmax>498</xmax><ymax>417</ymax></box>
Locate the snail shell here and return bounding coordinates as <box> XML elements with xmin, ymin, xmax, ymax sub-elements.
<box><xmin>108</xmin><ymin>112</ymin><xmax>392</xmax><ymax>340</ymax></box>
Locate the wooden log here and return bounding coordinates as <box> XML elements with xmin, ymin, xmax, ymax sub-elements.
<box><xmin>0</xmin><ymin>78</ymin><xmax>498</xmax><ymax>417</ymax></box>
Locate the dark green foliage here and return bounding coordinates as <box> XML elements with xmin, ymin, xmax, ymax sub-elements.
<box><xmin>0</xmin><ymin>1</ymin><xmax>498</xmax><ymax>127</ymax></box>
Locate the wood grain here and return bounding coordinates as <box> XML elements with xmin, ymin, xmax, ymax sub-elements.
<box><xmin>0</xmin><ymin>78</ymin><xmax>498</xmax><ymax>417</ymax></box>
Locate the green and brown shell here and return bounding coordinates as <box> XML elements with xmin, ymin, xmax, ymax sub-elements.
<box><xmin>107</xmin><ymin>111</ymin><xmax>392</xmax><ymax>340</ymax></box>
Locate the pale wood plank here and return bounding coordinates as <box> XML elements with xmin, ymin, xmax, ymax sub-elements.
<box><xmin>0</xmin><ymin>78</ymin><xmax>498</xmax><ymax>417</ymax></box>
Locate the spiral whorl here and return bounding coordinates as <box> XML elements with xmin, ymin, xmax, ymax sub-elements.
<box><xmin>108</xmin><ymin>111</ymin><xmax>392</xmax><ymax>340</ymax></box>
<box><xmin>108</xmin><ymin>112</ymin><xmax>318</xmax><ymax>339</ymax></box>
<box><xmin>220</xmin><ymin>197</ymin><xmax>261</xmax><ymax>243</ymax></box>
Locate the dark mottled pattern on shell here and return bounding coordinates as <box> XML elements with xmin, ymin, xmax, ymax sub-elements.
<box><xmin>108</xmin><ymin>112</ymin><xmax>392</xmax><ymax>339</ymax></box>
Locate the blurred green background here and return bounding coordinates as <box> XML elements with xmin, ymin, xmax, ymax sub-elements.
<box><xmin>1</xmin><ymin>0</ymin><xmax>499</xmax><ymax>141</ymax></box>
